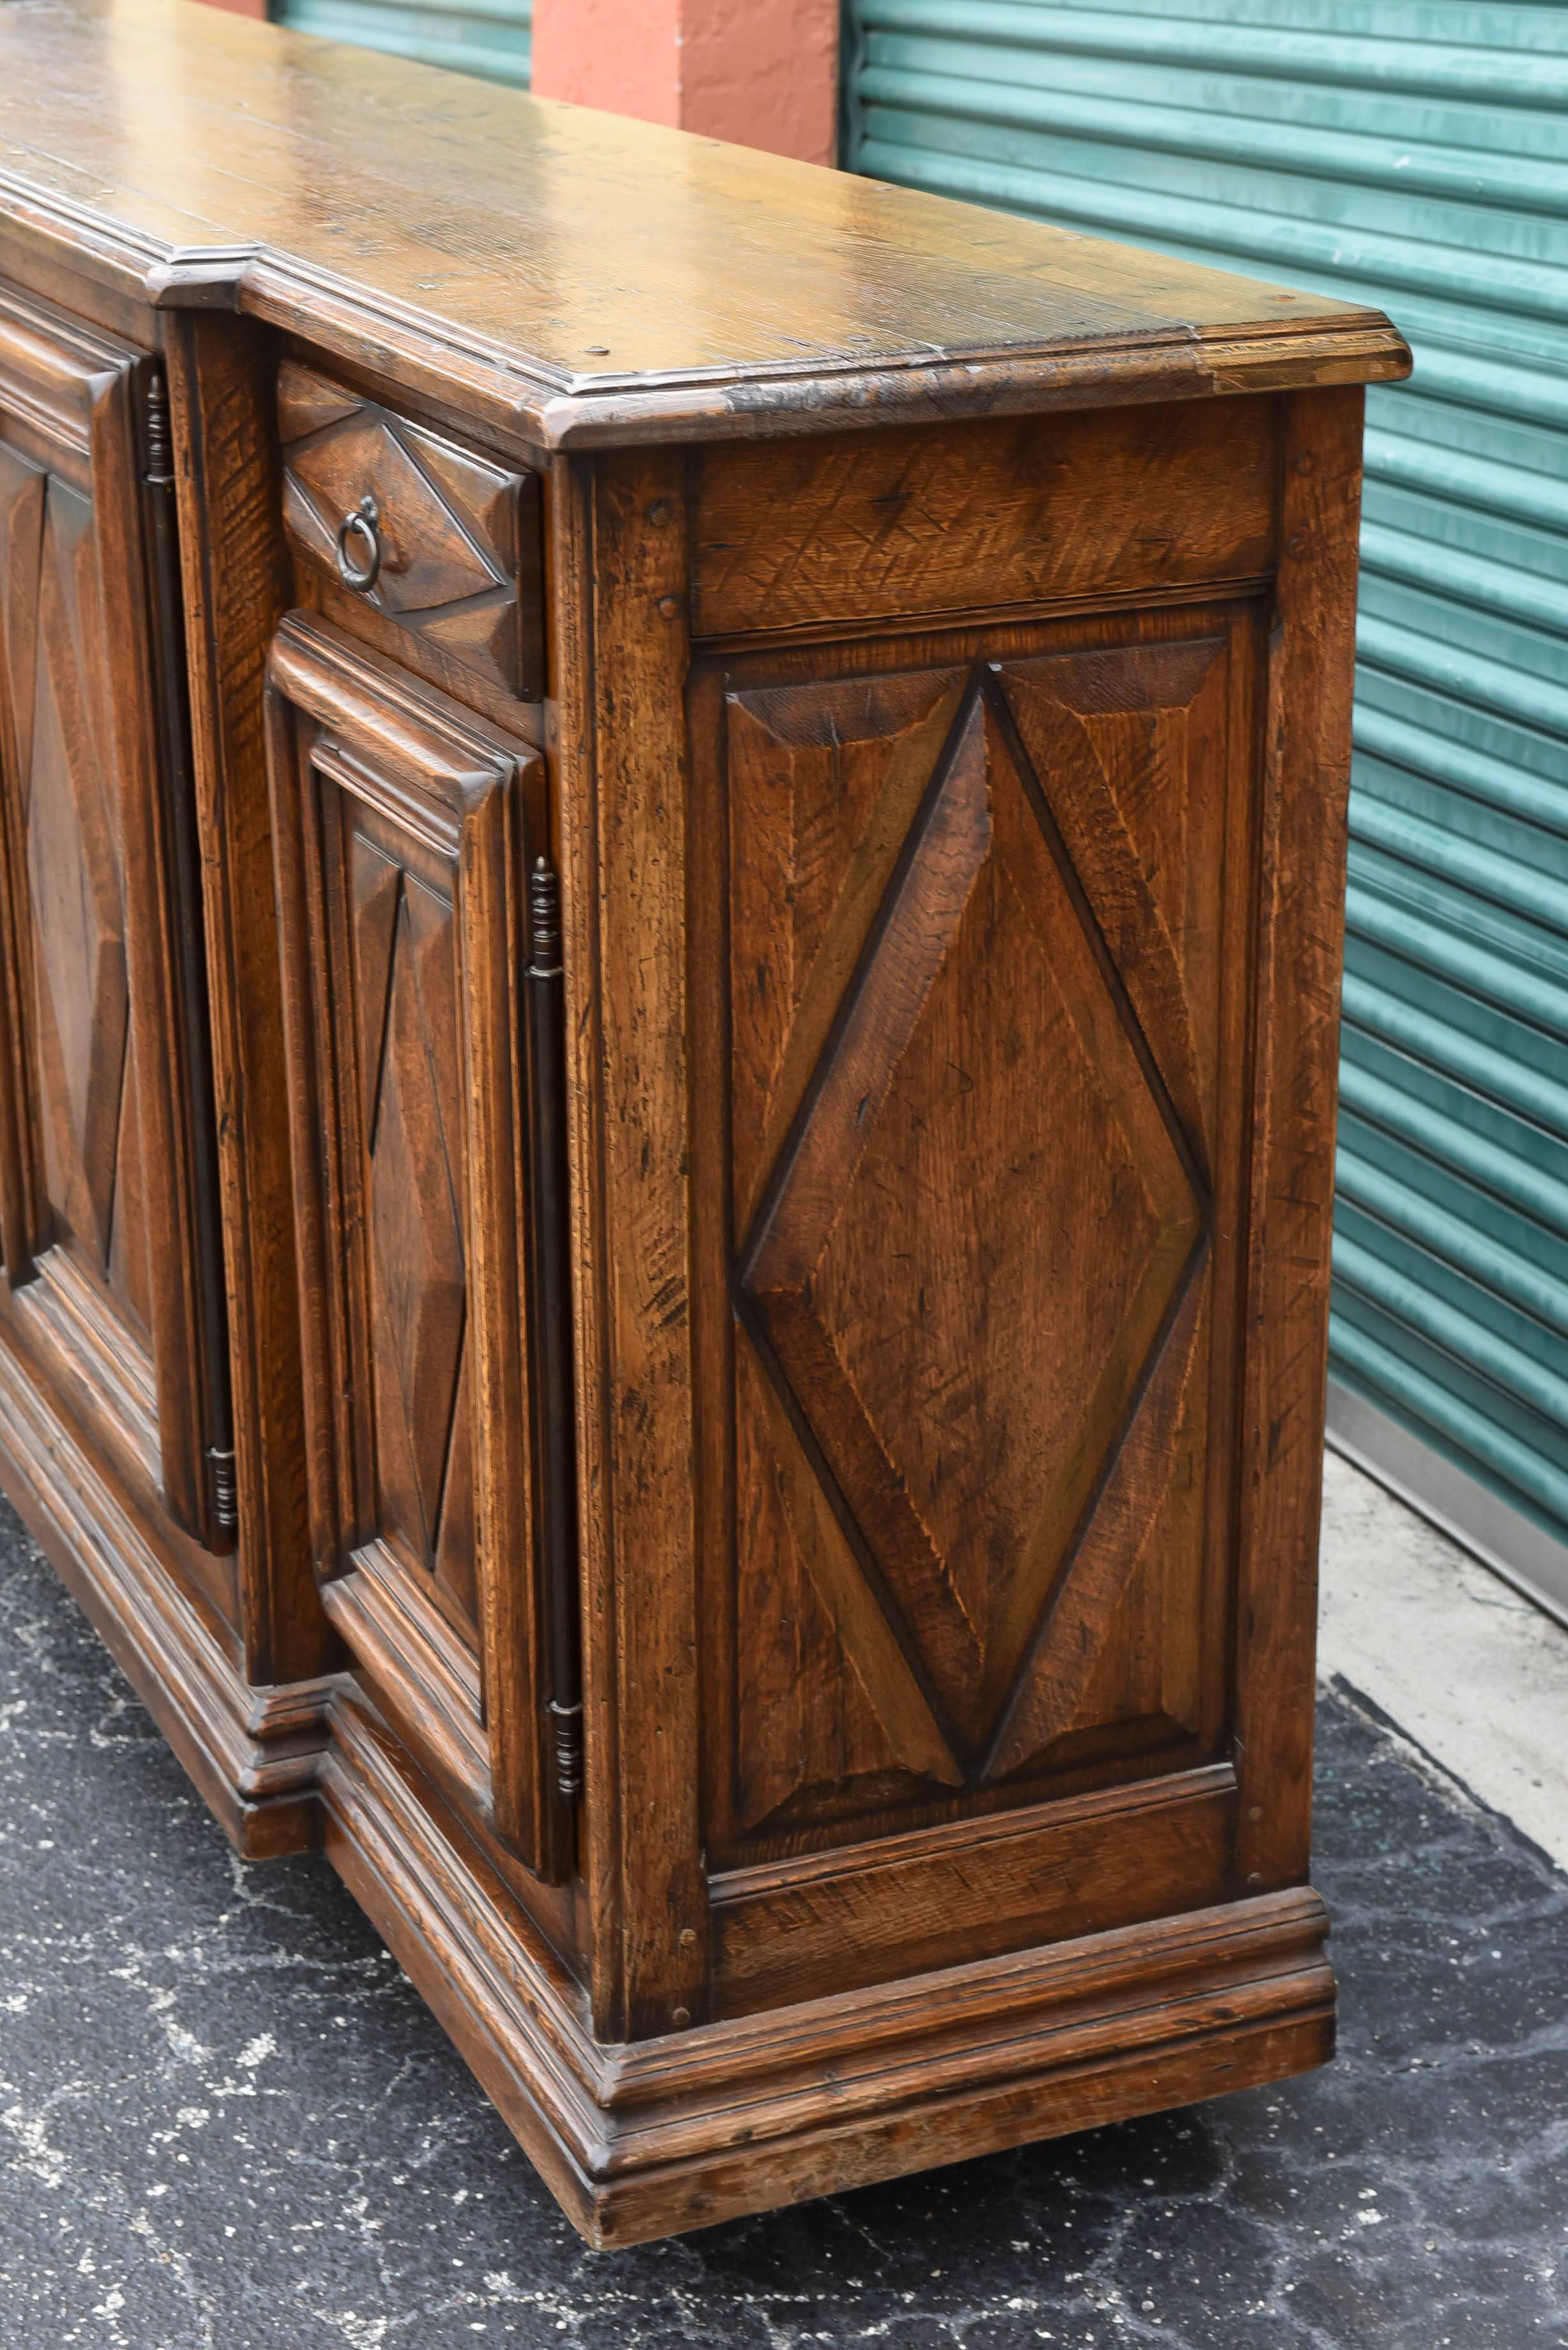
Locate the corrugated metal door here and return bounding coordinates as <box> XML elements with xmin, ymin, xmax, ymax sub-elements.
<box><xmin>273</xmin><ymin>0</ymin><xmax>531</xmax><ymax>87</ymax></box>
<box><xmin>844</xmin><ymin>0</ymin><xmax>1568</xmax><ymax>1623</ymax></box>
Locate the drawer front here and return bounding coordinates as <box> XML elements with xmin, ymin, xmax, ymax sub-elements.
<box><xmin>278</xmin><ymin>361</ymin><xmax>543</xmax><ymax>704</ymax></box>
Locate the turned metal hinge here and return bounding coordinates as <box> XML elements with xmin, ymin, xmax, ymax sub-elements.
<box><xmin>527</xmin><ymin>853</ymin><xmax>564</xmax><ymax>983</ymax></box>
<box><xmin>547</xmin><ymin>1699</ymin><xmax>583</xmax><ymax>1803</ymax></box>
<box><xmin>142</xmin><ymin>370</ymin><xmax>176</xmax><ymax>490</ymax></box>
<box><xmin>206</xmin><ymin>1447</ymin><xmax>238</xmax><ymax>1534</ymax></box>
<box><xmin>527</xmin><ymin>856</ymin><xmax>583</xmax><ymax>1812</ymax></box>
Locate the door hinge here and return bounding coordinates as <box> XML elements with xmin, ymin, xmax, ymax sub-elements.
<box><xmin>547</xmin><ymin>1699</ymin><xmax>583</xmax><ymax>1803</ymax></box>
<box><xmin>141</xmin><ymin>357</ymin><xmax>238</xmax><ymax>1557</ymax></box>
<box><xmin>527</xmin><ymin>855</ymin><xmax>583</xmax><ymax>1815</ymax></box>
<box><xmin>142</xmin><ymin>370</ymin><xmax>176</xmax><ymax>490</ymax></box>
<box><xmin>206</xmin><ymin>1446</ymin><xmax>237</xmax><ymax>1534</ymax></box>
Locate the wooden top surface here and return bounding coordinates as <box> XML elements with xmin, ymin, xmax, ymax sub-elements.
<box><xmin>0</xmin><ymin>0</ymin><xmax>1408</xmax><ymax>446</ymax></box>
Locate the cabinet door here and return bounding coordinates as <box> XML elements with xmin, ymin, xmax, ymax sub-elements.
<box><xmin>0</xmin><ymin>280</ymin><xmax>232</xmax><ymax>1563</ymax></box>
<box><xmin>265</xmin><ymin>614</ymin><xmax>563</xmax><ymax>1871</ymax></box>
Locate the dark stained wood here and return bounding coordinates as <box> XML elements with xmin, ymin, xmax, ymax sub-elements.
<box><xmin>0</xmin><ymin>1303</ymin><xmax>329</xmax><ymax>1860</ymax></box>
<box><xmin>570</xmin><ymin>448</ymin><xmax>709</xmax><ymax>2039</ymax></box>
<box><xmin>0</xmin><ymin>1</ymin><xmax>1396</xmax><ymax>2248</ymax></box>
<box><xmin>296</xmin><ymin>571</ymin><xmax>549</xmax><ymax>745</ymax></box>
<box><xmin>322</xmin><ymin>1675</ymin><xmax>1334</xmax><ymax>2247</ymax></box>
<box><xmin>541</xmin><ymin>447</ymin><xmax>612</xmax><ymax>1936</ymax></box>
<box><xmin>525</xmin><ymin>854</ymin><xmax>583</xmax><ymax>1821</ymax></box>
<box><xmin>278</xmin><ymin>359</ymin><xmax>543</xmax><ymax>702</ymax></box>
<box><xmin>265</xmin><ymin>614</ymin><xmax>557</xmax><ymax>1870</ymax></box>
<box><xmin>0</xmin><ymin>220</ymin><xmax>156</xmax><ymax>351</ymax></box>
<box><xmin>163</xmin><ymin>307</ymin><xmax>332</xmax><ymax>1684</ymax></box>
<box><xmin>709</xmin><ymin>1764</ymin><xmax>1239</xmax><ymax>2016</ymax></box>
<box><xmin>0</xmin><ymin>273</ymin><xmax>236</xmax><ymax>1596</ymax></box>
<box><xmin>693</xmin><ymin>398</ymin><xmax>1278</xmax><ymax>640</ymax></box>
<box><xmin>1233</xmin><ymin>385</ymin><xmax>1369</xmax><ymax>1897</ymax></box>
<box><xmin>0</xmin><ymin>294</ymin><xmax>142</xmax><ymax>1300</ymax></box>
<box><xmin>140</xmin><ymin>367</ymin><xmax>236</xmax><ymax>1554</ymax></box>
<box><xmin>0</xmin><ymin>0</ymin><xmax>1406</xmax><ymax>451</ymax></box>
<box><xmin>691</xmin><ymin>605</ymin><xmax>1255</xmax><ymax>1868</ymax></box>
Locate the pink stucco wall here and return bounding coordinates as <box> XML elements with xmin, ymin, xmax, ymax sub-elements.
<box><xmin>531</xmin><ymin>0</ymin><xmax>684</xmax><ymax>126</ymax></box>
<box><xmin>189</xmin><ymin>0</ymin><xmax>838</xmax><ymax>162</ymax></box>
<box><xmin>531</xmin><ymin>0</ymin><xmax>840</xmax><ymax>166</ymax></box>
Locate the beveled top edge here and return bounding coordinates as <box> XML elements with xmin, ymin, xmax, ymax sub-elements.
<box><xmin>0</xmin><ymin>0</ymin><xmax>1411</xmax><ymax>448</ymax></box>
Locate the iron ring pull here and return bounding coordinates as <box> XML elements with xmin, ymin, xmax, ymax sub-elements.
<box><xmin>335</xmin><ymin>492</ymin><xmax>382</xmax><ymax>592</ymax></box>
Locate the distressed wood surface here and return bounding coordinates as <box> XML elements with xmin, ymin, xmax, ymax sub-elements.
<box><xmin>693</xmin><ymin>398</ymin><xmax>1278</xmax><ymax>639</ymax></box>
<box><xmin>322</xmin><ymin>1679</ymin><xmax>1335</xmax><ymax>2247</ymax></box>
<box><xmin>0</xmin><ymin>0</ymin><xmax>1406</xmax><ymax>447</ymax></box>
<box><xmin>571</xmin><ymin>449</ymin><xmax>708</xmax><ymax>2039</ymax></box>
<box><xmin>0</xmin><ymin>273</ymin><xmax>235</xmax><ymax>1607</ymax></box>
<box><xmin>165</xmin><ymin>308</ymin><xmax>331</xmax><ymax>1683</ymax></box>
<box><xmin>691</xmin><ymin>603</ymin><xmax>1258</xmax><ymax>1875</ymax></box>
<box><xmin>264</xmin><ymin>615</ymin><xmax>556</xmax><ymax>1869</ymax></box>
<box><xmin>0</xmin><ymin>16</ymin><xmax>1392</xmax><ymax>2237</ymax></box>
<box><xmin>0</xmin><ymin>1307</ymin><xmax>331</xmax><ymax>1856</ymax></box>
<box><xmin>1233</xmin><ymin>385</ymin><xmax>1368</xmax><ymax>1896</ymax></box>
<box><xmin>709</xmin><ymin>1764</ymin><xmax>1239</xmax><ymax>2017</ymax></box>
<box><xmin>278</xmin><ymin>359</ymin><xmax>543</xmax><ymax>702</ymax></box>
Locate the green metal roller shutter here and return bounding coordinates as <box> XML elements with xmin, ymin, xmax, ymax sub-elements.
<box><xmin>844</xmin><ymin>0</ymin><xmax>1568</xmax><ymax>1624</ymax></box>
<box><xmin>273</xmin><ymin>0</ymin><xmax>532</xmax><ymax>87</ymax></box>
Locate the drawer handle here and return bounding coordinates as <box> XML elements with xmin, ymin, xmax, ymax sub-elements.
<box><xmin>335</xmin><ymin>493</ymin><xmax>382</xmax><ymax>592</ymax></box>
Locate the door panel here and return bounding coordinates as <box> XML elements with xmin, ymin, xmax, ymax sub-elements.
<box><xmin>697</xmin><ymin>603</ymin><xmax>1259</xmax><ymax>1869</ymax></box>
<box><xmin>0</xmin><ymin>279</ymin><xmax>233</xmax><ymax>1569</ymax></box>
<box><xmin>264</xmin><ymin>612</ymin><xmax>564</xmax><ymax>1872</ymax></box>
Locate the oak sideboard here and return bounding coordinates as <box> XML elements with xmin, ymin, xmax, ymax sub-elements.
<box><xmin>0</xmin><ymin>0</ymin><xmax>1409</xmax><ymax>2245</ymax></box>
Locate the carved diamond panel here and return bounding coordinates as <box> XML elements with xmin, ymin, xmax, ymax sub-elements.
<box><xmin>20</xmin><ymin>474</ymin><xmax>130</xmax><ymax>1274</ymax></box>
<box><xmin>278</xmin><ymin>360</ymin><xmax>536</xmax><ymax>702</ymax></box>
<box><xmin>732</xmin><ymin>650</ymin><xmax>1224</xmax><ymax>1817</ymax></box>
<box><xmin>0</xmin><ymin>442</ymin><xmax>45</xmax><ymax>804</ymax></box>
<box><xmin>0</xmin><ymin>297</ymin><xmax>227</xmax><ymax>1555</ymax></box>
<box><xmin>354</xmin><ymin>831</ymin><xmax>470</xmax><ymax>1613</ymax></box>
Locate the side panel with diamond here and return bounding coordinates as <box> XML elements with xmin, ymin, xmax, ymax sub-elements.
<box><xmin>264</xmin><ymin>616</ymin><xmax>562</xmax><ymax>1874</ymax></box>
<box><xmin>0</xmin><ymin>277</ymin><xmax>236</xmax><ymax>1590</ymax></box>
<box><xmin>700</xmin><ymin>605</ymin><xmax>1259</xmax><ymax>1865</ymax></box>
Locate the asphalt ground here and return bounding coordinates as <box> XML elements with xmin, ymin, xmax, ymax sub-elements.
<box><xmin>1</xmin><ymin>1497</ymin><xmax>1564</xmax><ymax>2350</ymax></box>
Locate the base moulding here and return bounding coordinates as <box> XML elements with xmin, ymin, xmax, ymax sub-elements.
<box><xmin>0</xmin><ymin>1325</ymin><xmax>1336</xmax><ymax>2247</ymax></box>
<box><xmin>0</xmin><ymin>1324</ymin><xmax>331</xmax><ymax>1860</ymax></box>
<box><xmin>321</xmin><ymin>1692</ymin><xmax>1336</xmax><ymax>2247</ymax></box>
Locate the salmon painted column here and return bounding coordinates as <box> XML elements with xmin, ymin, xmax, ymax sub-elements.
<box><xmin>531</xmin><ymin>0</ymin><xmax>840</xmax><ymax>166</ymax></box>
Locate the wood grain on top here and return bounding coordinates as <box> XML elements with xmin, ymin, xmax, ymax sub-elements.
<box><xmin>0</xmin><ymin>0</ymin><xmax>1408</xmax><ymax>446</ymax></box>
